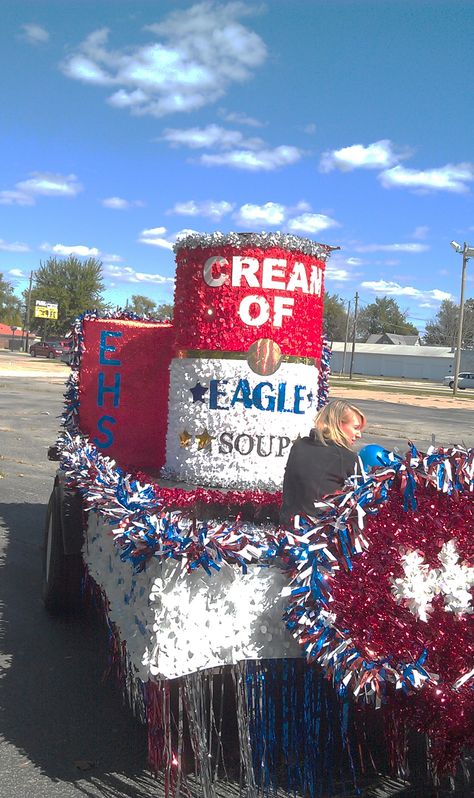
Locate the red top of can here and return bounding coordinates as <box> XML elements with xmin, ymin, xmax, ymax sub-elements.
<box><xmin>173</xmin><ymin>233</ymin><xmax>334</xmax><ymax>359</ymax></box>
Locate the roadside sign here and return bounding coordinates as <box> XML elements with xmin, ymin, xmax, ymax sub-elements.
<box><xmin>35</xmin><ymin>300</ymin><xmax>58</xmax><ymax>320</ymax></box>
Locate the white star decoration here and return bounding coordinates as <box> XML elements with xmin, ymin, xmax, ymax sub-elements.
<box><xmin>391</xmin><ymin>540</ymin><xmax>474</xmax><ymax>622</ymax></box>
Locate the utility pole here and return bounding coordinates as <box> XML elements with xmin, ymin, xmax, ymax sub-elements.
<box><xmin>451</xmin><ymin>241</ymin><xmax>474</xmax><ymax>397</ymax></box>
<box><xmin>21</xmin><ymin>270</ymin><xmax>34</xmax><ymax>352</ymax></box>
<box><xmin>340</xmin><ymin>299</ymin><xmax>351</xmax><ymax>375</ymax></box>
<box><xmin>349</xmin><ymin>291</ymin><xmax>359</xmax><ymax>380</ymax></box>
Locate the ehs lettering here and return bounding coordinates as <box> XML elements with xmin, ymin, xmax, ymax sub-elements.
<box><xmin>99</xmin><ymin>330</ymin><xmax>122</xmax><ymax>366</ymax></box>
<box><xmin>93</xmin><ymin>415</ymin><xmax>116</xmax><ymax>449</ymax></box>
<box><xmin>209</xmin><ymin>378</ymin><xmax>307</xmax><ymax>414</ymax></box>
<box><xmin>95</xmin><ymin>329</ymin><xmax>123</xmax><ymax>449</ymax></box>
<box><xmin>97</xmin><ymin>372</ymin><xmax>121</xmax><ymax>408</ymax></box>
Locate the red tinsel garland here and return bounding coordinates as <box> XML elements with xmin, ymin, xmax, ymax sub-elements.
<box><xmin>329</xmin><ymin>488</ymin><xmax>474</xmax><ymax>774</ymax></box>
<box><xmin>132</xmin><ymin>471</ymin><xmax>282</xmax><ymax>517</ymax></box>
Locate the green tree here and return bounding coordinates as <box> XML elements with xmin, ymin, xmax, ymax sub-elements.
<box><xmin>424</xmin><ymin>298</ymin><xmax>474</xmax><ymax>349</ymax></box>
<box><xmin>128</xmin><ymin>294</ymin><xmax>158</xmax><ymax>316</ymax></box>
<box><xmin>154</xmin><ymin>302</ymin><xmax>173</xmax><ymax>321</ymax></box>
<box><xmin>423</xmin><ymin>299</ymin><xmax>459</xmax><ymax>347</ymax></box>
<box><xmin>462</xmin><ymin>299</ymin><xmax>474</xmax><ymax>348</ymax></box>
<box><xmin>0</xmin><ymin>273</ymin><xmax>22</xmax><ymax>326</ymax></box>
<box><xmin>126</xmin><ymin>296</ymin><xmax>173</xmax><ymax>320</ymax></box>
<box><xmin>356</xmin><ymin>296</ymin><xmax>419</xmax><ymax>341</ymax></box>
<box><xmin>28</xmin><ymin>256</ymin><xmax>105</xmax><ymax>335</ymax></box>
<box><xmin>323</xmin><ymin>293</ymin><xmax>349</xmax><ymax>342</ymax></box>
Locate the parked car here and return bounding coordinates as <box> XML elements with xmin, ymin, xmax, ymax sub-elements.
<box><xmin>442</xmin><ymin>371</ymin><xmax>474</xmax><ymax>389</ymax></box>
<box><xmin>29</xmin><ymin>341</ymin><xmax>65</xmax><ymax>359</ymax></box>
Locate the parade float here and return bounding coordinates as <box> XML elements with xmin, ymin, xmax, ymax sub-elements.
<box><xmin>44</xmin><ymin>232</ymin><xmax>474</xmax><ymax>797</ymax></box>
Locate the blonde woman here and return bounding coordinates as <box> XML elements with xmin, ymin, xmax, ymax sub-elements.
<box><xmin>280</xmin><ymin>400</ymin><xmax>365</xmax><ymax>526</ymax></box>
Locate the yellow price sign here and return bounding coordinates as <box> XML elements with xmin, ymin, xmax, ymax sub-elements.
<box><xmin>35</xmin><ymin>301</ymin><xmax>58</xmax><ymax>320</ymax></box>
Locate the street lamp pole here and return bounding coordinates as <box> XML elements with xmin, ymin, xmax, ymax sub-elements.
<box><xmin>451</xmin><ymin>241</ymin><xmax>474</xmax><ymax>397</ymax></box>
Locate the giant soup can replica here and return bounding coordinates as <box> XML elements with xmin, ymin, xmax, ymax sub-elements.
<box><xmin>164</xmin><ymin>232</ymin><xmax>333</xmax><ymax>490</ymax></box>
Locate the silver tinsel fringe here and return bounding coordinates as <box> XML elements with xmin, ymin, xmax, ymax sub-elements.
<box><xmin>173</xmin><ymin>231</ymin><xmax>337</xmax><ymax>259</ymax></box>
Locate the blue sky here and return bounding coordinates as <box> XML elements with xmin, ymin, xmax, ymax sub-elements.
<box><xmin>2</xmin><ymin>0</ymin><xmax>474</xmax><ymax>332</ymax></box>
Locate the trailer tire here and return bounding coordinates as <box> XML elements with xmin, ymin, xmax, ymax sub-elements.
<box><xmin>42</xmin><ymin>486</ymin><xmax>84</xmax><ymax>615</ymax></box>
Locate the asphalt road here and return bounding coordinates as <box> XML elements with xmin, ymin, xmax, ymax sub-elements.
<box><xmin>343</xmin><ymin>396</ymin><xmax>474</xmax><ymax>453</ymax></box>
<box><xmin>0</xmin><ymin>361</ymin><xmax>473</xmax><ymax>797</ymax></box>
<box><xmin>0</xmin><ymin>374</ymin><xmax>161</xmax><ymax>798</ymax></box>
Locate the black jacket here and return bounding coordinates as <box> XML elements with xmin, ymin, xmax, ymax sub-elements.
<box><xmin>280</xmin><ymin>432</ymin><xmax>358</xmax><ymax>526</ymax></box>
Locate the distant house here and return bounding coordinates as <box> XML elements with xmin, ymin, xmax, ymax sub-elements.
<box><xmin>365</xmin><ymin>333</ymin><xmax>421</xmax><ymax>346</ymax></box>
<box><xmin>0</xmin><ymin>323</ymin><xmax>34</xmax><ymax>351</ymax></box>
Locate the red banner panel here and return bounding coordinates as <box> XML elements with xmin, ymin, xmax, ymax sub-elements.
<box><xmin>78</xmin><ymin>318</ymin><xmax>173</xmax><ymax>470</ymax></box>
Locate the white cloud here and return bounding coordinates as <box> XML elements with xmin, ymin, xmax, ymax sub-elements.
<box><xmin>101</xmin><ymin>196</ymin><xmax>144</xmax><ymax>209</ymax></box>
<box><xmin>346</xmin><ymin>256</ymin><xmax>364</xmax><ymax>266</ymax></box>
<box><xmin>0</xmin><ymin>239</ymin><xmax>30</xmax><ymax>253</ymax></box>
<box><xmin>40</xmin><ymin>243</ymin><xmax>100</xmax><ymax>257</ymax></box>
<box><xmin>430</xmin><ymin>288</ymin><xmax>454</xmax><ymax>301</ymax></box>
<box><xmin>104</xmin><ymin>264</ymin><xmax>174</xmax><ymax>285</ymax></box>
<box><xmin>174</xmin><ymin>228</ymin><xmax>201</xmax><ymax>241</ymax></box>
<box><xmin>166</xmin><ymin>199</ymin><xmax>337</xmax><ymax>230</ymax></box>
<box><xmin>162</xmin><ymin>123</ymin><xmax>303</xmax><ymax>171</ymax></box>
<box><xmin>353</xmin><ymin>243</ymin><xmax>429</xmax><ymax>253</ymax></box>
<box><xmin>319</xmin><ymin>137</ymin><xmax>474</xmax><ymax>195</ymax></box>
<box><xmin>138</xmin><ymin>226</ymin><xmax>174</xmax><ymax>249</ymax></box>
<box><xmin>199</xmin><ymin>145</ymin><xmax>303</xmax><ymax>171</ymax></box>
<box><xmin>100</xmin><ymin>253</ymin><xmax>123</xmax><ymax>263</ymax></box>
<box><xmin>411</xmin><ymin>225</ymin><xmax>429</xmax><ymax>239</ymax></box>
<box><xmin>320</xmin><ymin>140</ymin><xmax>405</xmax><ymax>172</ymax></box>
<box><xmin>8</xmin><ymin>269</ymin><xmax>26</xmax><ymax>278</ymax></box>
<box><xmin>288</xmin><ymin>212</ymin><xmax>339</xmax><ymax>235</ymax></box>
<box><xmin>379</xmin><ymin>163</ymin><xmax>474</xmax><ymax>193</ymax></box>
<box><xmin>169</xmin><ymin>200</ymin><xmax>233</xmax><ymax>220</ymax></box>
<box><xmin>325</xmin><ymin>266</ymin><xmax>351</xmax><ymax>282</ymax></box>
<box><xmin>361</xmin><ymin>280</ymin><xmax>452</xmax><ymax>302</ymax></box>
<box><xmin>61</xmin><ymin>3</ymin><xmax>266</xmax><ymax>118</ymax></box>
<box><xmin>0</xmin><ymin>190</ymin><xmax>35</xmax><ymax>206</ymax></box>
<box><xmin>21</xmin><ymin>23</ymin><xmax>49</xmax><ymax>44</ymax></box>
<box><xmin>17</xmin><ymin>172</ymin><xmax>82</xmax><ymax>197</ymax></box>
<box><xmin>234</xmin><ymin>202</ymin><xmax>286</xmax><ymax>226</ymax></box>
<box><xmin>0</xmin><ymin>172</ymin><xmax>83</xmax><ymax>205</ymax></box>
<box><xmin>161</xmin><ymin>124</ymin><xmax>262</xmax><ymax>150</ymax></box>
<box><xmin>218</xmin><ymin>108</ymin><xmax>264</xmax><ymax>127</ymax></box>
<box><xmin>292</xmin><ymin>200</ymin><xmax>311</xmax><ymax>213</ymax></box>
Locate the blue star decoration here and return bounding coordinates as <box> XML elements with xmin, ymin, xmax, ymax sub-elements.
<box><xmin>190</xmin><ymin>381</ymin><xmax>208</xmax><ymax>403</ymax></box>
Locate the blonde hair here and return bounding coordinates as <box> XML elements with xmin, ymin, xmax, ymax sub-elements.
<box><xmin>313</xmin><ymin>400</ymin><xmax>366</xmax><ymax>448</ymax></box>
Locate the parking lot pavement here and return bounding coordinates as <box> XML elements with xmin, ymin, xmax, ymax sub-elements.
<box><xmin>0</xmin><ymin>349</ymin><xmax>69</xmax><ymax>380</ymax></box>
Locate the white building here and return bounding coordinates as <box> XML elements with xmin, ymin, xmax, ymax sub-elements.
<box><xmin>330</xmin><ymin>343</ymin><xmax>474</xmax><ymax>381</ymax></box>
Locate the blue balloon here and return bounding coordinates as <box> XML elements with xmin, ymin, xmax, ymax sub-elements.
<box><xmin>358</xmin><ymin>444</ymin><xmax>395</xmax><ymax>470</ymax></box>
